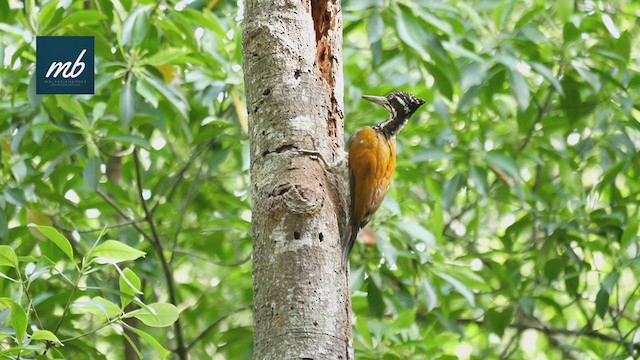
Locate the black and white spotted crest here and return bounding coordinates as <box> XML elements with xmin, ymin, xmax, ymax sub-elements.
<box><xmin>364</xmin><ymin>91</ymin><xmax>425</xmax><ymax>136</ymax></box>
<box><xmin>387</xmin><ymin>91</ymin><xmax>425</xmax><ymax>119</ymax></box>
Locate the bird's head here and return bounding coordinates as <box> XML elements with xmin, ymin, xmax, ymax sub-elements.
<box><xmin>363</xmin><ymin>91</ymin><xmax>425</xmax><ymax>120</ymax></box>
<box><xmin>363</xmin><ymin>91</ymin><xmax>425</xmax><ymax>135</ymax></box>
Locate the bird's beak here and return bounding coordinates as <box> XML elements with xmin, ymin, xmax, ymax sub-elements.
<box><xmin>362</xmin><ymin>95</ymin><xmax>389</xmax><ymax>108</ymax></box>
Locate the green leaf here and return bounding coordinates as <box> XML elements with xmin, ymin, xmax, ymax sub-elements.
<box><xmin>0</xmin><ymin>297</ymin><xmax>13</xmax><ymax>309</ymax></box>
<box><xmin>73</xmin><ymin>297</ymin><xmax>122</xmax><ymax>319</ymax></box>
<box><xmin>11</xmin><ymin>160</ymin><xmax>27</xmax><ymax>184</ymax></box>
<box><xmin>460</xmin><ymin>62</ymin><xmax>485</xmax><ymax>91</ymax></box>
<box><xmin>530</xmin><ymin>62</ymin><xmax>564</xmax><ymax>96</ymax></box>
<box><xmin>484</xmin><ymin>308</ymin><xmax>513</xmax><ymax>337</ymax></box>
<box><xmin>572</xmin><ymin>63</ymin><xmax>601</xmax><ymax>92</ymax></box>
<box><xmin>125</xmin><ymin>326</ymin><xmax>171</xmax><ymax>359</ymax></box>
<box><xmin>135</xmin><ymin>78</ymin><xmax>159</xmax><ymax>108</ymax></box>
<box><xmin>601</xmin><ymin>14</ymin><xmax>620</xmax><ymax>39</ymax></box>
<box><xmin>51</xmin><ymin>10</ymin><xmax>106</xmax><ymax>31</ymax></box>
<box><xmin>350</xmin><ymin>266</ymin><xmax>365</xmax><ymax>291</ymax></box>
<box><xmin>90</xmin><ymin>240</ymin><xmax>146</xmax><ymax>264</ymax></box>
<box><xmin>30</xmin><ymin>226</ymin><xmax>74</xmax><ymax>262</ymax></box>
<box><xmin>394</xmin><ymin>6</ymin><xmax>428</xmax><ymax>58</ymax></box>
<box><xmin>83</xmin><ymin>156</ymin><xmax>100</xmax><ymax>191</ymax></box>
<box><xmin>30</xmin><ymin>330</ymin><xmax>62</xmax><ymax>345</ymax></box>
<box><xmin>391</xmin><ymin>309</ymin><xmax>416</xmax><ymax>333</ymax></box>
<box><xmin>427</xmin><ymin>202</ymin><xmax>444</xmax><ymax>243</ymax></box>
<box><xmin>175</xmin><ymin>8</ymin><xmax>227</xmax><ymax>38</ymax></box>
<box><xmin>376</xmin><ymin>230</ymin><xmax>398</xmax><ymax>265</ymax></box>
<box><xmin>484</xmin><ymin>152</ymin><xmax>520</xmax><ymax>180</ymax></box>
<box><xmin>120</xmin><ymin>76</ymin><xmax>135</xmax><ymax>125</ymax></box>
<box><xmin>121</xmin><ymin>6</ymin><xmax>151</xmax><ymax>47</ymax></box>
<box><xmin>543</xmin><ymin>258</ymin><xmax>563</xmax><ymax>280</ymax></box>
<box><xmin>92</xmin><ymin>102</ymin><xmax>107</xmax><ymax>122</ymax></box>
<box><xmin>5</xmin><ymin>188</ymin><xmax>27</xmax><ymax>206</ymax></box>
<box><xmin>469</xmin><ymin>166</ymin><xmax>488</xmax><ymax>197</ymax></box>
<box><xmin>367</xmin><ymin>279</ymin><xmax>385</xmax><ymax>318</ymax></box>
<box><xmin>27</xmin><ymin>257</ymin><xmax>54</xmax><ymax>284</ymax></box>
<box><xmin>563</xmin><ymin>23</ymin><xmax>580</xmax><ymax>43</ymax></box>
<box><xmin>366</xmin><ymin>12</ymin><xmax>384</xmax><ymax>44</ymax></box>
<box><xmin>425</xmin><ymin>62</ymin><xmax>453</xmax><ymax>100</ymax></box>
<box><xmin>0</xmin><ymin>271</ymin><xmax>17</xmax><ymax>283</ymax></box>
<box><xmin>11</xmin><ymin>301</ymin><xmax>27</xmax><ymax>344</ymax></box>
<box><xmin>441</xmin><ymin>172</ymin><xmax>465</xmax><ymax>208</ymax></box>
<box><xmin>447</xmin><ymin>266</ymin><xmax>492</xmax><ymax>292</ymax></box>
<box><xmin>443</xmin><ymin>41</ymin><xmax>485</xmax><ymax>63</ymax></box>
<box><xmin>403</xmin><ymin>222</ymin><xmax>436</xmax><ymax>249</ymax></box>
<box><xmin>615</xmin><ymin>31</ymin><xmax>631</xmax><ymax>63</ymax></box>
<box><xmin>28</xmin><ymin>72</ymin><xmax>42</xmax><ymax>110</ymax></box>
<box><xmin>556</xmin><ymin>0</ymin><xmax>573</xmax><ymax>23</ymax></box>
<box><xmin>560</xmin><ymin>77</ymin><xmax>595</xmax><ymax>122</ymax></box>
<box><xmin>564</xmin><ymin>265</ymin><xmax>579</xmax><ymax>296</ymax></box>
<box><xmin>142</xmin><ymin>74</ymin><xmax>189</xmax><ymax>119</ymax></box>
<box><xmin>124</xmin><ymin>330</ymin><xmax>145</xmax><ymax>359</ymax></box>
<box><xmin>55</xmin><ymin>95</ymin><xmax>88</xmax><ymax>123</ymax></box>
<box><xmin>627</xmin><ymin>256</ymin><xmax>640</xmax><ymax>268</ymax></box>
<box><xmin>597</xmin><ymin>161</ymin><xmax>626</xmax><ymax>190</ymax></box>
<box><xmin>144</xmin><ymin>48</ymin><xmax>190</xmax><ymax>66</ymax></box>
<box><xmin>494</xmin><ymin>0</ymin><xmax>515</xmax><ymax>27</ymax></box>
<box><xmin>125</xmin><ymin>303</ymin><xmax>179</xmax><ymax>327</ymax></box>
<box><xmin>0</xmin><ymin>206</ymin><xmax>7</xmax><ymax>241</ymax></box>
<box><xmin>457</xmin><ymin>84</ymin><xmax>482</xmax><ymax>113</ymax></box>
<box><xmin>421</xmin><ymin>279</ymin><xmax>438</xmax><ymax>312</ymax></box>
<box><xmin>595</xmin><ymin>288</ymin><xmax>609</xmax><ymax>319</ymax></box>
<box><xmin>621</xmin><ymin>221</ymin><xmax>638</xmax><ymax>248</ymax></box>
<box><xmin>601</xmin><ymin>271</ymin><xmax>620</xmax><ymax>293</ymax></box>
<box><xmin>119</xmin><ymin>268</ymin><xmax>143</xmax><ymax>308</ymax></box>
<box><xmin>437</xmin><ymin>272</ymin><xmax>475</xmax><ymax>307</ymax></box>
<box><xmin>509</xmin><ymin>70</ymin><xmax>530</xmax><ymax>111</ymax></box>
<box><xmin>415</xmin><ymin>7</ymin><xmax>453</xmax><ymax>35</ymax></box>
<box><xmin>518</xmin><ymin>297</ymin><xmax>535</xmax><ymax>316</ymax></box>
<box><xmin>107</xmin><ymin>135</ymin><xmax>151</xmax><ymax>150</ymax></box>
<box><xmin>0</xmin><ymin>245</ymin><xmax>18</xmax><ymax>268</ymax></box>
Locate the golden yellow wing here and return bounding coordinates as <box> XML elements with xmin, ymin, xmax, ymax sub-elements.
<box><xmin>348</xmin><ymin>127</ymin><xmax>396</xmax><ymax>229</ymax></box>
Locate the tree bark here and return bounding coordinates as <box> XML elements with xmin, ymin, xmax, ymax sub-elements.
<box><xmin>243</xmin><ymin>0</ymin><xmax>351</xmax><ymax>358</ymax></box>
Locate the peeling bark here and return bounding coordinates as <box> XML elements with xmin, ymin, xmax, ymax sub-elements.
<box><xmin>243</xmin><ymin>0</ymin><xmax>351</xmax><ymax>358</ymax></box>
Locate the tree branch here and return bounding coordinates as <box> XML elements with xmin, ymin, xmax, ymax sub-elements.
<box><xmin>458</xmin><ymin>318</ymin><xmax>640</xmax><ymax>353</ymax></box>
<box><xmin>186</xmin><ymin>305</ymin><xmax>250</xmax><ymax>351</ymax></box>
<box><xmin>54</xmin><ymin>218</ymin><xmax>144</xmax><ymax>234</ymax></box>
<box><xmin>149</xmin><ymin>139</ymin><xmax>214</xmax><ymax>216</ymax></box>
<box><xmin>170</xmin><ymin>248</ymin><xmax>251</xmax><ymax>267</ymax></box>
<box><xmin>132</xmin><ymin>149</ymin><xmax>188</xmax><ymax>360</ymax></box>
<box><xmin>169</xmin><ymin>157</ymin><xmax>207</xmax><ymax>266</ymax></box>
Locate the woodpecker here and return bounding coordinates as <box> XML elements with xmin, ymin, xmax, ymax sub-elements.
<box><xmin>343</xmin><ymin>91</ymin><xmax>425</xmax><ymax>264</ymax></box>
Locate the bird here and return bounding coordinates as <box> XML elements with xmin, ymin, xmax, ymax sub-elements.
<box><xmin>343</xmin><ymin>91</ymin><xmax>425</xmax><ymax>264</ymax></box>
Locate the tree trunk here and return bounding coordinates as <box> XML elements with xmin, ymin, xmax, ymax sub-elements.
<box><xmin>242</xmin><ymin>0</ymin><xmax>352</xmax><ymax>358</ymax></box>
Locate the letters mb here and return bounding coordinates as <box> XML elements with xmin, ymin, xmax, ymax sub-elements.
<box><xmin>46</xmin><ymin>49</ymin><xmax>87</xmax><ymax>79</ymax></box>
<box><xmin>36</xmin><ymin>36</ymin><xmax>94</xmax><ymax>94</ymax></box>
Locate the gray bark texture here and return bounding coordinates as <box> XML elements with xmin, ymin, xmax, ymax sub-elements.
<box><xmin>242</xmin><ymin>0</ymin><xmax>352</xmax><ymax>358</ymax></box>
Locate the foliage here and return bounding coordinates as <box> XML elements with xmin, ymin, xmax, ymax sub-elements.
<box><xmin>0</xmin><ymin>227</ymin><xmax>179</xmax><ymax>358</ymax></box>
<box><xmin>1</xmin><ymin>0</ymin><xmax>639</xmax><ymax>359</ymax></box>
<box><xmin>1</xmin><ymin>0</ymin><xmax>250</xmax><ymax>359</ymax></box>
<box><xmin>343</xmin><ymin>0</ymin><xmax>640</xmax><ymax>358</ymax></box>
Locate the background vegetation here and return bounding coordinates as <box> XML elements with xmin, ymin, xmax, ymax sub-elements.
<box><xmin>1</xmin><ymin>0</ymin><xmax>639</xmax><ymax>358</ymax></box>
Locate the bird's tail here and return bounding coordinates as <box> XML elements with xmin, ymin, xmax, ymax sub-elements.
<box><xmin>342</xmin><ymin>224</ymin><xmax>359</xmax><ymax>266</ymax></box>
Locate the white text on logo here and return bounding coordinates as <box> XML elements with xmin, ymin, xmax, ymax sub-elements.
<box><xmin>45</xmin><ymin>49</ymin><xmax>87</xmax><ymax>79</ymax></box>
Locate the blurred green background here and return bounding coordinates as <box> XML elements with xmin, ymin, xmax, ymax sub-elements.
<box><xmin>1</xmin><ymin>0</ymin><xmax>640</xmax><ymax>358</ymax></box>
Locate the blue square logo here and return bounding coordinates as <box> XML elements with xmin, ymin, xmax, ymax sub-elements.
<box><xmin>36</xmin><ymin>36</ymin><xmax>94</xmax><ymax>94</ymax></box>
